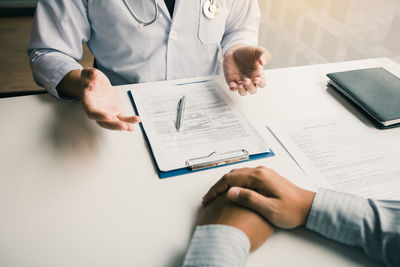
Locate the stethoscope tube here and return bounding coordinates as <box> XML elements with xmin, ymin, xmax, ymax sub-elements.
<box><xmin>122</xmin><ymin>0</ymin><xmax>159</xmax><ymax>27</ymax></box>
<box><xmin>122</xmin><ymin>0</ymin><xmax>218</xmax><ymax>27</ymax></box>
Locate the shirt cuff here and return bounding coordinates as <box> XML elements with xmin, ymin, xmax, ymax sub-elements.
<box><xmin>182</xmin><ymin>224</ymin><xmax>250</xmax><ymax>267</ymax></box>
<box><xmin>30</xmin><ymin>50</ymin><xmax>83</xmax><ymax>101</ymax></box>
<box><xmin>306</xmin><ymin>189</ymin><xmax>366</xmax><ymax>247</ymax></box>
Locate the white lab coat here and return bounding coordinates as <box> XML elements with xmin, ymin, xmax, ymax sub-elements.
<box><xmin>28</xmin><ymin>0</ymin><xmax>260</xmax><ymax>99</ymax></box>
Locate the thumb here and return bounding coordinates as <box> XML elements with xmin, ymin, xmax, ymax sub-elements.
<box><xmin>255</xmin><ymin>47</ymin><xmax>271</xmax><ymax>66</ymax></box>
<box><xmin>228</xmin><ymin>187</ymin><xmax>274</xmax><ymax>219</ymax></box>
<box><xmin>81</xmin><ymin>67</ymin><xmax>97</xmax><ymax>80</ymax></box>
<box><xmin>81</xmin><ymin>67</ymin><xmax>98</xmax><ymax>88</ymax></box>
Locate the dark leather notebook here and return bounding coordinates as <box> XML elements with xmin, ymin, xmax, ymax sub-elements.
<box><xmin>327</xmin><ymin>67</ymin><xmax>400</xmax><ymax>128</ymax></box>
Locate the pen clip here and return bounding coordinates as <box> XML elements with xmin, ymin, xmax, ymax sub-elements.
<box><xmin>177</xmin><ymin>97</ymin><xmax>183</xmax><ymax>110</ymax></box>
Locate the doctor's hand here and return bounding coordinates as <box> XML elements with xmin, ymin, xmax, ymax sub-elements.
<box><xmin>202</xmin><ymin>167</ymin><xmax>316</xmax><ymax>229</ymax></box>
<box><xmin>223</xmin><ymin>45</ymin><xmax>271</xmax><ymax>96</ymax></box>
<box><xmin>199</xmin><ymin>192</ymin><xmax>274</xmax><ymax>252</ymax></box>
<box><xmin>80</xmin><ymin>68</ymin><xmax>140</xmax><ymax>131</ymax></box>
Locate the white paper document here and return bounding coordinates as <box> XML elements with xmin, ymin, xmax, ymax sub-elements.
<box><xmin>130</xmin><ymin>80</ymin><xmax>270</xmax><ymax>172</ymax></box>
<box><xmin>268</xmin><ymin>115</ymin><xmax>400</xmax><ymax>200</ymax></box>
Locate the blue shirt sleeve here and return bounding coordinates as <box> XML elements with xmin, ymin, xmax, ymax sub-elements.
<box><xmin>182</xmin><ymin>225</ymin><xmax>250</xmax><ymax>267</ymax></box>
<box><xmin>307</xmin><ymin>189</ymin><xmax>400</xmax><ymax>267</ymax></box>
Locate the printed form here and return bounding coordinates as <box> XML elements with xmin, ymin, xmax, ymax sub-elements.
<box><xmin>130</xmin><ymin>80</ymin><xmax>270</xmax><ymax>172</ymax></box>
<box><xmin>268</xmin><ymin>115</ymin><xmax>400</xmax><ymax>200</ymax></box>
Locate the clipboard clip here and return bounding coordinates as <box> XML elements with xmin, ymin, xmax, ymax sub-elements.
<box><xmin>185</xmin><ymin>149</ymin><xmax>249</xmax><ymax>171</ymax></box>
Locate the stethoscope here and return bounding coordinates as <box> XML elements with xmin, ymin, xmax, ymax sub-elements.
<box><xmin>122</xmin><ymin>0</ymin><xmax>220</xmax><ymax>27</ymax></box>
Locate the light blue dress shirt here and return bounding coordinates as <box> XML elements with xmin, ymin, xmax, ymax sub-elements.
<box><xmin>183</xmin><ymin>225</ymin><xmax>250</xmax><ymax>267</ymax></box>
<box><xmin>183</xmin><ymin>189</ymin><xmax>400</xmax><ymax>267</ymax></box>
<box><xmin>27</xmin><ymin>0</ymin><xmax>260</xmax><ymax>99</ymax></box>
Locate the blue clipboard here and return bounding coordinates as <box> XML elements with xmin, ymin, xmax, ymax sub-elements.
<box><xmin>128</xmin><ymin>90</ymin><xmax>274</xmax><ymax>179</ymax></box>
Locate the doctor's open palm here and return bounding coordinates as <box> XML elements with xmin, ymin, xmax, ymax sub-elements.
<box><xmin>81</xmin><ymin>68</ymin><xmax>141</xmax><ymax>131</ymax></box>
<box><xmin>223</xmin><ymin>45</ymin><xmax>271</xmax><ymax>96</ymax></box>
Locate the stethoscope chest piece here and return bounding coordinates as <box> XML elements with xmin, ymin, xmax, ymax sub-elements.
<box><xmin>203</xmin><ymin>0</ymin><xmax>219</xmax><ymax>19</ymax></box>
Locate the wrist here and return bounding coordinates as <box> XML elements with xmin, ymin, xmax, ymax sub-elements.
<box><xmin>299</xmin><ymin>189</ymin><xmax>316</xmax><ymax>226</ymax></box>
<box><xmin>56</xmin><ymin>69</ymin><xmax>83</xmax><ymax>99</ymax></box>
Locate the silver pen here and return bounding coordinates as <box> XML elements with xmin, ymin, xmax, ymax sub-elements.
<box><xmin>176</xmin><ymin>95</ymin><xmax>186</xmax><ymax>131</ymax></box>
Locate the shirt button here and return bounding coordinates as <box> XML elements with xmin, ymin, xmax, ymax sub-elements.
<box><xmin>170</xmin><ymin>30</ymin><xmax>178</xmax><ymax>40</ymax></box>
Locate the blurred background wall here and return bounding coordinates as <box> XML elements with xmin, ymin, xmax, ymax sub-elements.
<box><xmin>0</xmin><ymin>0</ymin><xmax>93</xmax><ymax>96</ymax></box>
<box><xmin>258</xmin><ymin>0</ymin><xmax>400</xmax><ymax>69</ymax></box>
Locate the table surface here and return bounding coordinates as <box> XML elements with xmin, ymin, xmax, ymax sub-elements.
<box><xmin>2</xmin><ymin>58</ymin><xmax>400</xmax><ymax>267</ymax></box>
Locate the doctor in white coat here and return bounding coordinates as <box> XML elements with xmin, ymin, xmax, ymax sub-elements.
<box><xmin>28</xmin><ymin>0</ymin><xmax>270</xmax><ymax>131</ymax></box>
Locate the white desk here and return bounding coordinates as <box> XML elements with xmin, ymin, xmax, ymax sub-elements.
<box><xmin>2</xmin><ymin>58</ymin><xmax>399</xmax><ymax>267</ymax></box>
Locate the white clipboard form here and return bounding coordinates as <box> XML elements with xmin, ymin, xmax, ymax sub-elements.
<box><xmin>128</xmin><ymin>79</ymin><xmax>273</xmax><ymax>178</ymax></box>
